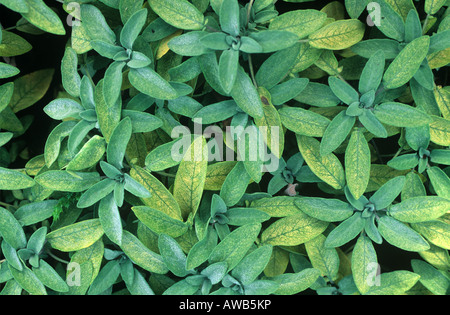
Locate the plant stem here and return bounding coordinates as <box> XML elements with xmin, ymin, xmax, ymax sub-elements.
<box><xmin>248</xmin><ymin>55</ymin><xmax>258</xmax><ymax>88</ymax></box>
<box><xmin>247</xmin><ymin>0</ymin><xmax>255</xmax><ymax>28</ymax></box>
<box><xmin>422</xmin><ymin>14</ymin><xmax>431</xmax><ymax>34</ymax></box>
<box><xmin>155</xmin><ymin>171</ymin><xmax>176</xmax><ymax>178</ymax></box>
<box><xmin>47</xmin><ymin>251</ymin><xmax>70</xmax><ymax>265</ymax></box>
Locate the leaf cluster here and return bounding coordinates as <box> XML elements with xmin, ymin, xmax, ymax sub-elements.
<box><xmin>0</xmin><ymin>0</ymin><xmax>449</xmax><ymax>296</ymax></box>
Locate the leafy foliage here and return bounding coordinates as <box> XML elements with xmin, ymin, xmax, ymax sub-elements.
<box><xmin>0</xmin><ymin>0</ymin><xmax>449</xmax><ymax>296</ymax></box>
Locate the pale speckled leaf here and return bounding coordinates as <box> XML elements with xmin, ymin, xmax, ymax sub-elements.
<box><xmin>130</xmin><ymin>165</ymin><xmax>183</xmax><ymax>221</ymax></box>
<box><xmin>173</xmin><ymin>136</ymin><xmax>208</xmax><ymax>220</ymax></box>
<box><xmin>46</xmin><ymin>219</ymin><xmax>104</xmax><ymax>252</ymax></box>
<box><xmin>383</xmin><ymin>36</ymin><xmax>430</xmax><ymax>89</ymax></box>
<box><xmin>148</xmin><ymin>0</ymin><xmax>205</xmax><ymax>30</ymax></box>
<box><xmin>297</xmin><ymin>135</ymin><xmax>345</xmax><ymax>190</ymax></box>
<box><xmin>0</xmin><ymin>167</ymin><xmax>35</xmax><ymax>191</ymax></box>
<box><xmin>309</xmin><ymin>19</ymin><xmax>365</xmax><ymax>50</ymax></box>
<box><xmin>351</xmin><ymin>235</ymin><xmax>378</xmax><ymax>294</ymax></box>
<box><xmin>389</xmin><ymin>196</ymin><xmax>450</xmax><ymax>223</ymax></box>
<box><xmin>345</xmin><ymin>128</ymin><xmax>371</xmax><ymax>200</ymax></box>
<box><xmin>261</xmin><ymin>212</ymin><xmax>328</xmax><ymax>246</ymax></box>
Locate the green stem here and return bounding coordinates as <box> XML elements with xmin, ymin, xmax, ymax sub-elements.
<box><xmin>47</xmin><ymin>251</ymin><xmax>70</xmax><ymax>265</ymax></box>
<box><xmin>247</xmin><ymin>0</ymin><xmax>255</xmax><ymax>28</ymax></box>
<box><xmin>248</xmin><ymin>54</ymin><xmax>258</xmax><ymax>88</ymax></box>
<box><xmin>155</xmin><ymin>171</ymin><xmax>176</xmax><ymax>178</ymax></box>
<box><xmin>422</xmin><ymin>14</ymin><xmax>431</xmax><ymax>34</ymax></box>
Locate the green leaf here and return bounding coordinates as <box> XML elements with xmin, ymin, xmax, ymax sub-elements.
<box><xmin>324</xmin><ymin>212</ymin><xmax>365</xmax><ymax>248</ymax></box>
<box><xmin>132</xmin><ymin>206</ymin><xmax>187</xmax><ymax>238</ymax></box>
<box><xmin>128</xmin><ymin>67</ymin><xmax>178</xmax><ymax>100</ymax></box>
<box><xmin>256</xmin><ymin>43</ymin><xmax>301</xmax><ymax>90</ymax></box>
<box><xmin>345</xmin><ymin>0</ymin><xmax>370</xmax><ymax>19</ymax></box>
<box><xmin>209</xmin><ymin>223</ymin><xmax>261</xmax><ymax>271</ymax></box>
<box><xmin>279</xmin><ymin>107</ymin><xmax>330</xmax><ymax>137</ymax></box>
<box><xmin>219</xmin><ymin>49</ymin><xmax>239</xmax><ymax>95</ymax></box>
<box><xmin>107</xmin><ymin>117</ymin><xmax>132</xmax><ymax>170</ymax></box>
<box><xmin>366</xmin><ymin>270</ymin><xmax>420</xmax><ymax>295</ymax></box>
<box><xmin>44</xmin><ymin>98</ymin><xmax>83</xmax><ymax>120</ymax></box>
<box><xmin>389</xmin><ymin>196</ymin><xmax>450</xmax><ymax>223</ymax></box>
<box><xmin>8</xmin><ymin>265</ymin><xmax>46</xmax><ymax>295</ymax></box>
<box><xmin>168</xmin><ymin>31</ymin><xmax>211</xmax><ymax>56</ymax></box>
<box><xmin>158</xmin><ymin>234</ymin><xmax>189</xmax><ymax>277</ymax></box>
<box><xmin>94</xmin><ymin>79</ymin><xmax>121</xmax><ymax>143</ymax></box>
<box><xmin>272</xmin><ymin>268</ymin><xmax>321</xmax><ymax>295</ymax></box>
<box><xmin>220</xmin><ymin>0</ymin><xmax>240</xmax><ymax>37</ymax></box>
<box><xmin>374</xmin><ymin>102</ymin><xmax>431</xmax><ymax>127</ymax></box>
<box><xmin>173</xmin><ymin>136</ymin><xmax>208</xmax><ymax>219</ymax></box>
<box><xmin>269</xmin><ymin>78</ymin><xmax>309</xmax><ymax>106</ymax></box>
<box><xmin>33</xmin><ymin>260</ymin><xmax>69</xmax><ymax>293</ymax></box>
<box><xmin>249</xmin><ymin>30</ymin><xmax>299</xmax><ymax>53</ymax></box>
<box><xmin>0</xmin><ymin>30</ymin><xmax>32</xmax><ymax>57</ymax></box>
<box><xmin>369</xmin><ymin>175</ymin><xmax>405</xmax><ymax>210</ymax></box>
<box><xmin>98</xmin><ymin>193</ymin><xmax>123</xmax><ymax>245</ymax></box>
<box><xmin>46</xmin><ymin>219</ymin><xmax>105</xmax><ymax>252</ymax></box>
<box><xmin>328</xmin><ymin>76</ymin><xmax>359</xmax><ymax>105</ymax></box>
<box><xmin>123</xmin><ymin>173</ymin><xmax>151</xmax><ymax>198</ymax></box>
<box><xmin>295</xmin><ymin>197</ymin><xmax>354</xmax><ymax>222</ymax></box>
<box><xmin>412</xmin><ymin>220</ymin><xmax>450</xmax><ymax>250</ymax></box>
<box><xmin>230</xmin><ymin>67</ymin><xmax>264</xmax><ymax>119</ymax></box>
<box><xmin>66</xmin><ymin>135</ymin><xmax>106</xmax><ymax>171</ymax></box>
<box><xmin>321</xmin><ymin>111</ymin><xmax>355</xmax><ymax>156</ymax></box>
<box><xmin>88</xmin><ymin>260</ymin><xmax>121</xmax><ymax>295</ymax></box>
<box><xmin>269</xmin><ymin>9</ymin><xmax>327</xmax><ymax>38</ymax></box>
<box><xmin>383</xmin><ymin>36</ymin><xmax>430</xmax><ymax>89</ymax></box>
<box><xmin>14</xmin><ymin>200</ymin><xmax>58</xmax><ymax>226</ymax></box>
<box><xmin>219</xmin><ymin>161</ymin><xmax>251</xmax><ymax>207</ymax></box>
<box><xmin>9</xmin><ymin>68</ymin><xmax>54</xmax><ymax>113</ymax></box>
<box><xmin>359</xmin><ymin>51</ymin><xmax>385</xmax><ymax>95</ymax></box>
<box><xmin>0</xmin><ymin>167</ymin><xmax>35</xmax><ymax>191</ymax></box>
<box><xmin>35</xmin><ymin>171</ymin><xmax>100</xmax><ymax>193</ymax></box>
<box><xmin>411</xmin><ymin>259</ymin><xmax>450</xmax><ymax>295</ymax></box>
<box><xmin>308</xmin><ymin>19</ymin><xmax>365</xmax><ymax>50</ymax></box>
<box><xmin>77</xmin><ymin>179</ymin><xmax>115</xmax><ymax>208</ymax></box>
<box><xmin>377</xmin><ymin>216</ymin><xmax>430</xmax><ymax>251</ymax></box>
<box><xmin>427</xmin><ymin>166</ymin><xmax>450</xmax><ymax>199</ymax></box>
<box><xmin>103</xmin><ymin>61</ymin><xmax>126</xmax><ymax>108</ymax></box>
<box><xmin>44</xmin><ymin>121</ymin><xmax>76</xmax><ymax>167</ymax></box>
<box><xmin>120</xmin><ymin>9</ymin><xmax>148</xmax><ymax>50</ymax></box>
<box><xmin>148</xmin><ymin>0</ymin><xmax>205</xmax><ymax>31</ymax></box>
<box><xmin>359</xmin><ymin>109</ymin><xmax>388</xmax><ymax>138</ymax></box>
<box><xmin>80</xmin><ymin>4</ymin><xmax>116</xmax><ymax>44</ymax></box>
<box><xmin>0</xmin><ymin>0</ymin><xmax>29</xmax><ymax>13</ymax></box>
<box><xmin>425</xmin><ymin>0</ymin><xmax>447</xmax><ymax>14</ymax></box>
<box><xmin>231</xmin><ymin>245</ymin><xmax>273</xmax><ymax>285</ymax></box>
<box><xmin>186</xmin><ymin>226</ymin><xmax>218</xmax><ymax>270</ymax></box>
<box><xmin>345</xmin><ymin>128</ymin><xmax>371</xmax><ymax>200</ymax></box>
<box><xmin>297</xmin><ymin>135</ymin><xmax>346</xmax><ymax>190</ymax></box>
<box><xmin>261</xmin><ymin>212</ymin><xmax>328</xmax><ymax>246</ymax></box>
<box><xmin>0</xmin><ymin>207</ymin><xmax>27</xmax><ymax>249</ymax></box>
<box><xmin>120</xmin><ymin>230</ymin><xmax>168</xmax><ymax>274</ymax></box>
<box><xmin>22</xmin><ymin>0</ymin><xmax>65</xmax><ymax>35</ymax></box>
<box><xmin>351</xmin><ymin>235</ymin><xmax>378</xmax><ymax>294</ymax></box>
<box><xmin>130</xmin><ymin>166</ymin><xmax>183</xmax><ymax>221</ymax></box>
<box><xmin>387</xmin><ymin>154</ymin><xmax>419</xmax><ymax>170</ymax></box>
<box><xmin>250</xmin><ymin>196</ymin><xmax>301</xmax><ymax>218</ymax></box>
<box><xmin>0</xmin><ymin>62</ymin><xmax>19</xmax><ymax>79</ymax></box>
<box><xmin>61</xmin><ymin>47</ymin><xmax>81</xmax><ymax>98</ymax></box>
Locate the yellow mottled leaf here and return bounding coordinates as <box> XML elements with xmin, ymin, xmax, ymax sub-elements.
<box><xmin>173</xmin><ymin>136</ymin><xmax>208</xmax><ymax>220</ymax></box>
<box><xmin>297</xmin><ymin>135</ymin><xmax>345</xmax><ymax>190</ymax></box>
<box><xmin>434</xmin><ymin>86</ymin><xmax>450</xmax><ymax>119</ymax></box>
<box><xmin>130</xmin><ymin>165</ymin><xmax>183</xmax><ymax>221</ymax></box>
<box><xmin>157</xmin><ymin>30</ymin><xmax>183</xmax><ymax>60</ymax></box>
<box><xmin>309</xmin><ymin>19</ymin><xmax>365</xmax><ymax>50</ymax></box>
